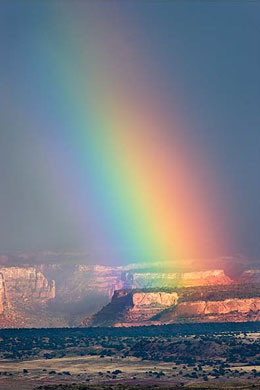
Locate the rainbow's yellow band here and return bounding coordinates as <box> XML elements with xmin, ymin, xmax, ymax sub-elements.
<box><xmin>27</xmin><ymin>3</ymin><xmax>232</xmax><ymax>265</ymax></box>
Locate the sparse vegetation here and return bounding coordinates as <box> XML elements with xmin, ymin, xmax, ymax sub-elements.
<box><xmin>34</xmin><ymin>384</ymin><xmax>260</xmax><ymax>390</ymax></box>
<box><xmin>0</xmin><ymin>325</ymin><xmax>259</xmax><ymax>389</ymax></box>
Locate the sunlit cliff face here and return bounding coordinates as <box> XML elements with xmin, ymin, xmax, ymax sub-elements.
<box><xmin>0</xmin><ymin>260</ymin><xmax>259</xmax><ymax>327</ymax></box>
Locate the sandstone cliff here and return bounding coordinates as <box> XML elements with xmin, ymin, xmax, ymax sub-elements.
<box><xmin>37</xmin><ymin>266</ymin><xmax>233</xmax><ymax>325</ymax></box>
<box><xmin>0</xmin><ymin>267</ymin><xmax>55</xmax><ymax>305</ymax></box>
<box><xmin>132</xmin><ymin>291</ymin><xmax>178</xmax><ymax>307</ymax></box>
<box><xmin>157</xmin><ymin>297</ymin><xmax>260</xmax><ymax>323</ymax></box>
<box><xmin>41</xmin><ymin>266</ymin><xmax>233</xmax><ymax>304</ymax></box>
<box><xmin>238</xmin><ymin>269</ymin><xmax>260</xmax><ymax>284</ymax></box>
<box><xmin>81</xmin><ymin>283</ymin><xmax>260</xmax><ymax>327</ymax></box>
<box><xmin>40</xmin><ymin>264</ymin><xmax>125</xmax><ymax>302</ymax></box>
<box><xmin>0</xmin><ymin>273</ymin><xmax>8</xmax><ymax>314</ymax></box>
<box><xmin>81</xmin><ymin>290</ymin><xmax>179</xmax><ymax>327</ymax></box>
<box><xmin>129</xmin><ymin>269</ymin><xmax>232</xmax><ymax>289</ymax></box>
<box><xmin>125</xmin><ymin>291</ymin><xmax>179</xmax><ymax>324</ymax></box>
<box><xmin>0</xmin><ymin>261</ymin><xmax>259</xmax><ymax>328</ymax></box>
<box><xmin>0</xmin><ymin>267</ymin><xmax>55</xmax><ymax>327</ymax></box>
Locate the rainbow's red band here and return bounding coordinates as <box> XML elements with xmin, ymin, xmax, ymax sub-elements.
<box><xmin>23</xmin><ymin>3</ymin><xmax>232</xmax><ymax>265</ymax></box>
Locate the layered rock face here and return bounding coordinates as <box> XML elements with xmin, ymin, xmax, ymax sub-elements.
<box><xmin>0</xmin><ymin>267</ymin><xmax>55</xmax><ymax>326</ymax></box>
<box><xmin>0</xmin><ymin>273</ymin><xmax>8</xmax><ymax>314</ymax></box>
<box><xmin>176</xmin><ymin>298</ymin><xmax>260</xmax><ymax>315</ymax></box>
<box><xmin>0</xmin><ymin>267</ymin><xmax>55</xmax><ymax>306</ymax></box>
<box><xmin>0</xmin><ymin>264</ymin><xmax>235</xmax><ymax>327</ymax></box>
<box><xmin>81</xmin><ymin>290</ymin><xmax>179</xmax><ymax>327</ymax></box>
<box><xmin>238</xmin><ymin>270</ymin><xmax>260</xmax><ymax>284</ymax></box>
<box><xmin>132</xmin><ymin>292</ymin><xmax>178</xmax><ymax>307</ymax></box>
<box><xmin>40</xmin><ymin>264</ymin><xmax>125</xmax><ymax>303</ymax></box>
<box><xmin>129</xmin><ymin>270</ymin><xmax>232</xmax><ymax>288</ymax></box>
<box><xmin>125</xmin><ymin>291</ymin><xmax>179</xmax><ymax>323</ymax></box>
<box><xmin>37</xmin><ymin>266</ymin><xmax>233</xmax><ymax>325</ymax></box>
<box><xmin>0</xmin><ymin>261</ymin><xmax>260</xmax><ymax>328</ymax></box>
<box><xmin>41</xmin><ymin>267</ymin><xmax>232</xmax><ymax>306</ymax></box>
<box><xmin>82</xmin><ymin>283</ymin><xmax>260</xmax><ymax>327</ymax></box>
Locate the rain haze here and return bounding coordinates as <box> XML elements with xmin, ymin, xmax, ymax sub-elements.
<box><xmin>0</xmin><ymin>1</ymin><xmax>259</xmax><ymax>269</ymax></box>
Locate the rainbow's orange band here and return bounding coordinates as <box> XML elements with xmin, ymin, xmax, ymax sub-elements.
<box><xmin>27</xmin><ymin>3</ymin><xmax>232</xmax><ymax>265</ymax></box>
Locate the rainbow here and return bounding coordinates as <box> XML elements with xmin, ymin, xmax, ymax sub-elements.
<box><xmin>26</xmin><ymin>2</ymin><xmax>231</xmax><ymax>266</ymax></box>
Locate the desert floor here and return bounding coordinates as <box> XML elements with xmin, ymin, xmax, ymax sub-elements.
<box><xmin>0</xmin><ymin>355</ymin><xmax>260</xmax><ymax>390</ymax></box>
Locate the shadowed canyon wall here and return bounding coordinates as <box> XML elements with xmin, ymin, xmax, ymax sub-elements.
<box><xmin>0</xmin><ymin>264</ymin><xmax>259</xmax><ymax>327</ymax></box>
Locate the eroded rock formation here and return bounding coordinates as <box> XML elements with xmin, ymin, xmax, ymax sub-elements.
<box><xmin>132</xmin><ymin>291</ymin><xmax>178</xmax><ymax>307</ymax></box>
<box><xmin>81</xmin><ymin>284</ymin><xmax>260</xmax><ymax>327</ymax></box>
<box><xmin>0</xmin><ymin>267</ymin><xmax>55</xmax><ymax>305</ymax></box>
<box><xmin>162</xmin><ymin>298</ymin><xmax>260</xmax><ymax>318</ymax></box>
<box><xmin>0</xmin><ymin>261</ymin><xmax>260</xmax><ymax>328</ymax></box>
<box><xmin>129</xmin><ymin>270</ymin><xmax>232</xmax><ymax>289</ymax></box>
<box><xmin>238</xmin><ymin>270</ymin><xmax>260</xmax><ymax>284</ymax></box>
<box><xmin>0</xmin><ymin>273</ymin><xmax>8</xmax><ymax>314</ymax></box>
<box><xmin>0</xmin><ymin>267</ymin><xmax>55</xmax><ymax>324</ymax></box>
<box><xmin>81</xmin><ymin>290</ymin><xmax>179</xmax><ymax>327</ymax></box>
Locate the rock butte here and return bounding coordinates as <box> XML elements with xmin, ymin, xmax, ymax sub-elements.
<box><xmin>0</xmin><ymin>264</ymin><xmax>259</xmax><ymax>327</ymax></box>
<box><xmin>0</xmin><ymin>267</ymin><xmax>55</xmax><ymax>315</ymax></box>
<box><xmin>81</xmin><ymin>288</ymin><xmax>260</xmax><ymax>327</ymax></box>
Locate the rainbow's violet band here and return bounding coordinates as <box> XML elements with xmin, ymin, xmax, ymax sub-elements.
<box><xmin>28</xmin><ymin>3</ymin><xmax>231</xmax><ymax>266</ymax></box>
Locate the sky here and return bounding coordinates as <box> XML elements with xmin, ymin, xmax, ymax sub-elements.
<box><xmin>0</xmin><ymin>1</ymin><xmax>259</xmax><ymax>267</ymax></box>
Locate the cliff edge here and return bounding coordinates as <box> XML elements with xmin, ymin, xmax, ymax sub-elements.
<box><xmin>81</xmin><ymin>282</ymin><xmax>260</xmax><ymax>327</ymax></box>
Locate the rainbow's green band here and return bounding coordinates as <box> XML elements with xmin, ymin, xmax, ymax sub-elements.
<box><xmin>22</xmin><ymin>3</ymin><xmax>231</xmax><ymax>265</ymax></box>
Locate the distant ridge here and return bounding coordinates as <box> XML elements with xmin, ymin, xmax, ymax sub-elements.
<box><xmin>0</xmin><ymin>262</ymin><xmax>259</xmax><ymax>328</ymax></box>
<box><xmin>81</xmin><ymin>283</ymin><xmax>260</xmax><ymax>327</ymax></box>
